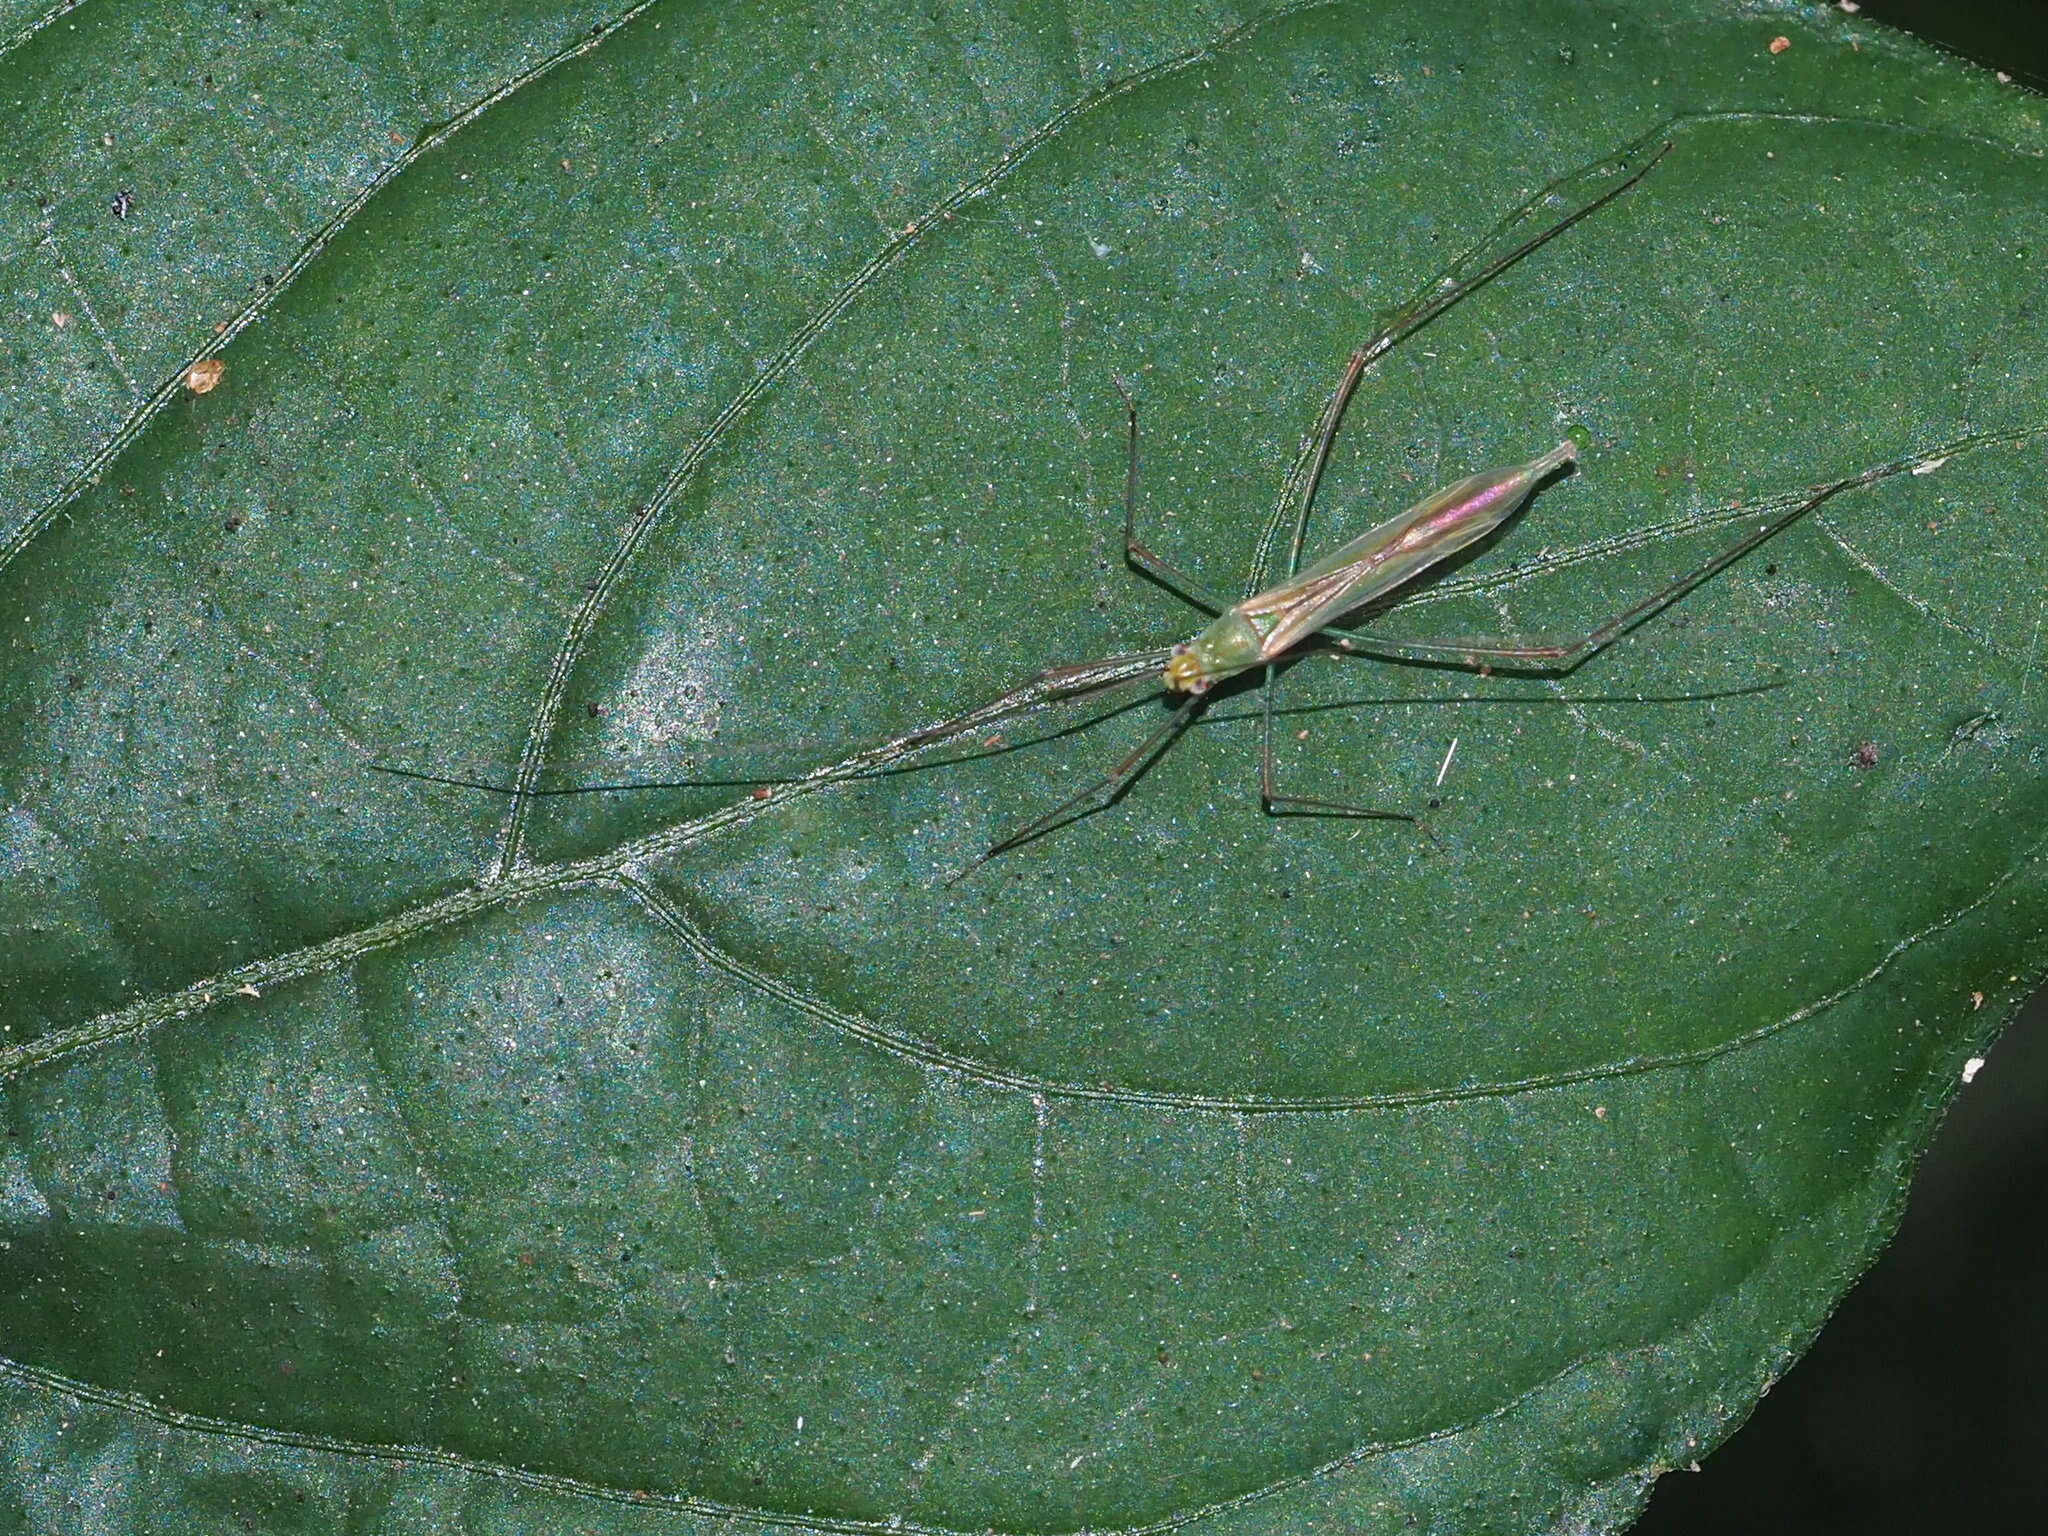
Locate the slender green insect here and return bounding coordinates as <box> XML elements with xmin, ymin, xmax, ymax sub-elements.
<box><xmin>374</xmin><ymin>131</ymin><xmax>1916</xmax><ymax>877</ymax></box>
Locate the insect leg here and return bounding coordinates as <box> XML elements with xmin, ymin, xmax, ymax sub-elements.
<box><xmin>1264</xmin><ymin>133</ymin><xmax>1675</xmax><ymax>592</ymax></box>
<box><xmin>1112</xmin><ymin>374</ymin><xmax>1230</xmax><ymax>614</ymax></box>
<box><xmin>1243</xmin><ymin>137</ymin><xmax>1673</xmax><ymax>818</ymax></box>
<box><xmin>1312</xmin><ymin>459</ymin><xmax>1889</xmax><ymax>672</ymax></box>
<box><xmin>1256</xmin><ymin>661</ymin><xmax>1418</xmax><ymax>823</ymax></box>
<box><xmin>951</xmin><ymin>691</ymin><xmax>1206</xmax><ymax>880</ymax></box>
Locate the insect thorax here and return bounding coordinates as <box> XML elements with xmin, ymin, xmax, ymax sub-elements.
<box><xmin>1165</xmin><ymin>611</ymin><xmax>1266</xmax><ymax>693</ymax></box>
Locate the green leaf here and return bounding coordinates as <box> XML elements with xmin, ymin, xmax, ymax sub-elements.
<box><xmin>3</xmin><ymin>2</ymin><xmax>2043</xmax><ymax>1531</ymax></box>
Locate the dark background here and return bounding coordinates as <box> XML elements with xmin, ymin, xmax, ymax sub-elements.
<box><xmin>1852</xmin><ymin>0</ymin><xmax>2048</xmax><ymax>90</ymax></box>
<box><xmin>1637</xmin><ymin>6</ymin><xmax>2045</xmax><ymax>1530</ymax></box>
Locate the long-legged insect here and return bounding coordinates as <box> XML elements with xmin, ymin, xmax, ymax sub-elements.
<box><xmin>373</xmin><ymin>130</ymin><xmax>1922</xmax><ymax>877</ymax></box>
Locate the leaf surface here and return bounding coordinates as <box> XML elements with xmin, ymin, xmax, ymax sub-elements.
<box><xmin>3</xmin><ymin>3</ymin><xmax>2045</xmax><ymax>1532</ymax></box>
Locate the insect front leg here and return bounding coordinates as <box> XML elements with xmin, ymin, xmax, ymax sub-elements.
<box><xmin>949</xmin><ymin>690</ymin><xmax>1207</xmax><ymax>881</ymax></box>
<box><xmin>1111</xmin><ymin>375</ymin><xmax>1231</xmax><ymax>616</ymax></box>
